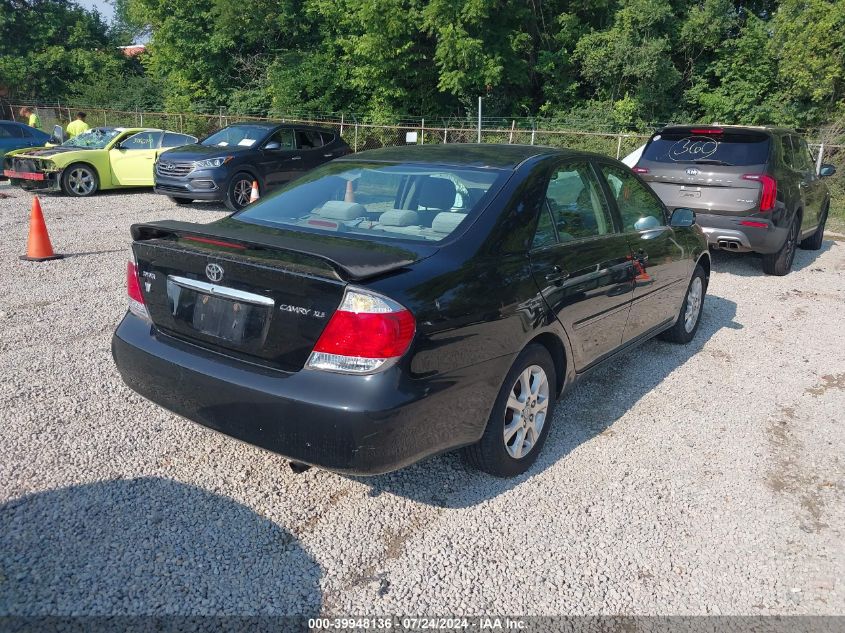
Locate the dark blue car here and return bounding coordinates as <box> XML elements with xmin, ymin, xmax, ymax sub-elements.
<box><xmin>0</xmin><ymin>121</ymin><xmax>51</xmax><ymax>174</ymax></box>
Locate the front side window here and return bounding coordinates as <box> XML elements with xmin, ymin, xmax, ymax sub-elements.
<box><xmin>235</xmin><ymin>161</ymin><xmax>507</xmax><ymax>243</ymax></box>
<box><xmin>600</xmin><ymin>164</ymin><xmax>666</xmax><ymax>232</ymax></box>
<box><xmin>792</xmin><ymin>137</ymin><xmax>814</xmax><ymax>172</ymax></box>
<box><xmin>266</xmin><ymin>128</ymin><xmax>295</xmax><ymax>150</ymax></box>
<box><xmin>0</xmin><ymin>123</ymin><xmax>18</xmax><ymax>138</ymax></box>
<box><xmin>543</xmin><ymin>162</ymin><xmax>613</xmax><ymax>242</ymax></box>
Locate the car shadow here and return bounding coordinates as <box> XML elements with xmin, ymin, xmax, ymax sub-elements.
<box><xmin>710</xmin><ymin>240</ymin><xmax>833</xmax><ymax>277</ymax></box>
<box><xmin>349</xmin><ymin>294</ymin><xmax>741</xmax><ymax>508</ymax></box>
<box><xmin>0</xmin><ymin>477</ymin><xmax>322</xmax><ymax>619</ymax></box>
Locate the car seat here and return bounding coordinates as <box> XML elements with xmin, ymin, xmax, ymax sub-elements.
<box><xmin>415</xmin><ymin>177</ymin><xmax>457</xmax><ymax>226</ymax></box>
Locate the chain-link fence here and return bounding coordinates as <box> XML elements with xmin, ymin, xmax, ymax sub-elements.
<box><xmin>8</xmin><ymin>101</ymin><xmax>845</xmax><ymax>227</ymax></box>
<box><xmin>9</xmin><ymin>102</ymin><xmax>654</xmax><ymax>159</ymax></box>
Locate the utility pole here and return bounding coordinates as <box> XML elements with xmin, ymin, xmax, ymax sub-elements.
<box><xmin>477</xmin><ymin>96</ymin><xmax>482</xmax><ymax>144</ymax></box>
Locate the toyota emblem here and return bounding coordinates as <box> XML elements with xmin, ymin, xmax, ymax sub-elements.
<box><xmin>205</xmin><ymin>263</ymin><xmax>224</xmax><ymax>282</ymax></box>
<box><xmin>685</xmin><ymin>167</ymin><xmax>700</xmax><ymax>176</ymax></box>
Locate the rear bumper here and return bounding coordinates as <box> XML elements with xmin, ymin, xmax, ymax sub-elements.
<box><xmin>112</xmin><ymin>313</ymin><xmax>505</xmax><ymax>474</ymax></box>
<box><xmin>696</xmin><ymin>213</ymin><xmax>787</xmax><ymax>254</ymax></box>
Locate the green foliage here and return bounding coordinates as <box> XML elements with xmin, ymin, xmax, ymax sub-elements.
<box><xmin>7</xmin><ymin>0</ymin><xmax>845</xmax><ymax>132</ymax></box>
<box><xmin>0</xmin><ymin>0</ymin><xmax>128</xmax><ymax>101</ymax></box>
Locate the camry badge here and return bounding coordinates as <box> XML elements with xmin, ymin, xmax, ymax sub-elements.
<box><xmin>205</xmin><ymin>263</ymin><xmax>224</xmax><ymax>282</ymax></box>
<box><xmin>685</xmin><ymin>167</ymin><xmax>700</xmax><ymax>176</ymax></box>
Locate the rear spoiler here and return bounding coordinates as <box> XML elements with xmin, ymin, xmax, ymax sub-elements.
<box><xmin>130</xmin><ymin>219</ymin><xmax>435</xmax><ymax>281</ymax></box>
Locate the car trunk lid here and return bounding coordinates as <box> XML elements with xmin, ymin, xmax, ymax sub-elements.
<box><xmin>636</xmin><ymin>127</ymin><xmax>771</xmax><ymax>216</ymax></box>
<box><xmin>130</xmin><ymin>218</ymin><xmax>434</xmax><ymax>371</ymax></box>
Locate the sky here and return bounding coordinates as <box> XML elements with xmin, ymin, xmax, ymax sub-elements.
<box><xmin>75</xmin><ymin>0</ymin><xmax>115</xmax><ymax>23</ymax></box>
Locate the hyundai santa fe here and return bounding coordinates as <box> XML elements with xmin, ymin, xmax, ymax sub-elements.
<box><xmin>112</xmin><ymin>145</ymin><xmax>710</xmax><ymax>477</ymax></box>
<box><xmin>633</xmin><ymin>125</ymin><xmax>835</xmax><ymax>275</ymax></box>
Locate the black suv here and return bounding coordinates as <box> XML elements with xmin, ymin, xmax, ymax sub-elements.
<box><xmin>634</xmin><ymin>125</ymin><xmax>835</xmax><ymax>275</ymax></box>
<box><xmin>154</xmin><ymin>122</ymin><xmax>351</xmax><ymax>211</ymax></box>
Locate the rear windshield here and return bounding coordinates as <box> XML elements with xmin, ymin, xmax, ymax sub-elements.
<box><xmin>642</xmin><ymin>129</ymin><xmax>770</xmax><ymax>166</ymax></box>
<box><xmin>235</xmin><ymin>161</ymin><xmax>507</xmax><ymax>243</ymax></box>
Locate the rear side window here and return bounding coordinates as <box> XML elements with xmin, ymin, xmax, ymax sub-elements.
<box><xmin>162</xmin><ymin>132</ymin><xmax>195</xmax><ymax>147</ymax></box>
<box><xmin>235</xmin><ymin>161</ymin><xmax>507</xmax><ymax>243</ymax></box>
<box><xmin>296</xmin><ymin>130</ymin><xmax>323</xmax><ymax>149</ymax></box>
<box><xmin>600</xmin><ymin>164</ymin><xmax>666</xmax><ymax>232</ymax></box>
<box><xmin>642</xmin><ymin>129</ymin><xmax>770</xmax><ymax>166</ymax></box>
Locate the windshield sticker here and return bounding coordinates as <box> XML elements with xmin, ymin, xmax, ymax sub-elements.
<box><xmin>217</xmin><ymin>141</ymin><xmax>229</xmax><ymax>146</ymax></box>
<box><xmin>669</xmin><ymin>136</ymin><xmax>718</xmax><ymax>161</ymax></box>
<box><xmin>237</xmin><ymin>139</ymin><xmax>255</xmax><ymax>147</ymax></box>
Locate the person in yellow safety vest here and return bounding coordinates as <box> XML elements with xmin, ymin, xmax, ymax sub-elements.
<box><xmin>66</xmin><ymin>111</ymin><xmax>90</xmax><ymax>138</ymax></box>
<box><xmin>19</xmin><ymin>106</ymin><xmax>41</xmax><ymax>129</ymax></box>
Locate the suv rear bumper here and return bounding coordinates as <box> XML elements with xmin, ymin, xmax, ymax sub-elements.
<box><xmin>696</xmin><ymin>213</ymin><xmax>787</xmax><ymax>254</ymax></box>
<box><xmin>112</xmin><ymin>312</ymin><xmax>504</xmax><ymax>474</ymax></box>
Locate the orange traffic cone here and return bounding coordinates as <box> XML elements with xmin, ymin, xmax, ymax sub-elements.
<box><xmin>249</xmin><ymin>180</ymin><xmax>260</xmax><ymax>203</ymax></box>
<box><xmin>20</xmin><ymin>196</ymin><xmax>63</xmax><ymax>262</ymax></box>
<box><xmin>344</xmin><ymin>179</ymin><xmax>355</xmax><ymax>203</ymax></box>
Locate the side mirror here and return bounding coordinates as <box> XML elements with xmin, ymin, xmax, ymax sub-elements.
<box><xmin>50</xmin><ymin>124</ymin><xmax>66</xmax><ymax>145</ymax></box>
<box><xmin>264</xmin><ymin>141</ymin><xmax>281</xmax><ymax>151</ymax></box>
<box><xmin>670</xmin><ymin>207</ymin><xmax>696</xmax><ymax>228</ymax></box>
<box><xmin>819</xmin><ymin>164</ymin><xmax>836</xmax><ymax>177</ymax></box>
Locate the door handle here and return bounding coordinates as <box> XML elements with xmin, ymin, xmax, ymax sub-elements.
<box><xmin>290</xmin><ymin>156</ymin><xmax>302</xmax><ymax>161</ymax></box>
<box><xmin>323</xmin><ymin>153</ymin><xmax>333</xmax><ymax>158</ymax></box>
<box><xmin>544</xmin><ymin>265</ymin><xmax>569</xmax><ymax>284</ymax></box>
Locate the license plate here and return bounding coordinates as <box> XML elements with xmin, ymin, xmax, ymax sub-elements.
<box><xmin>680</xmin><ymin>190</ymin><xmax>701</xmax><ymax>199</ymax></box>
<box><xmin>3</xmin><ymin>170</ymin><xmax>45</xmax><ymax>181</ymax></box>
<box><xmin>191</xmin><ymin>293</ymin><xmax>264</xmax><ymax>343</ymax></box>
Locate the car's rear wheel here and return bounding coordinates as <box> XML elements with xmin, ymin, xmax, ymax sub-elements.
<box><xmin>659</xmin><ymin>264</ymin><xmax>706</xmax><ymax>344</ymax></box>
<box><xmin>61</xmin><ymin>163</ymin><xmax>99</xmax><ymax>197</ymax></box>
<box><xmin>762</xmin><ymin>214</ymin><xmax>799</xmax><ymax>275</ymax></box>
<box><xmin>168</xmin><ymin>196</ymin><xmax>193</xmax><ymax>205</ymax></box>
<box><xmin>225</xmin><ymin>173</ymin><xmax>255</xmax><ymax>211</ymax></box>
<box><xmin>799</xmin><ymin>205</ymin><xmax>827</xmax><ymax>251</ymax></box>
<box><xmin>464</xmin><ymin>344</ymin><xmax>557</xmax><ymax>477</ymax></box>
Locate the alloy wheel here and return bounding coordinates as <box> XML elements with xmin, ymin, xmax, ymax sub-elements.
<box><xmin>503</xmin><ymin>365</ymin><xmax>549</xmax><ymax>459</ymax></box>
<box><xmin>684</xmin><ymin>277</ymin><xmax>703</xmax><ymax>333</ymax></box>
<box><xmin>68</xmin><ymin>167</ymin><xmax>96</xmax><ymax>195</ymax></box>
<box><xmin>233</xmin><ymin>179</ymin><xmax>253</xmax><ymax>207</ymax></box>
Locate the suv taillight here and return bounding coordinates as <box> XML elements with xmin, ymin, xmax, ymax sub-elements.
<box><xmin>741</xmin><ymin>174</ymin><xmax>777</xmax><ymax>212</ymax></box>
<box><xmin>127</xmin><ymin>249</ymin><xmax>150</xmax><ymax>321</ymax></box>
<box><xmin>632</xmin><ymin>166</ymin><xmax>649</xmax><ymax>174</ymax></box>
<box><xmin>307</xmin><ymin>288</ymin><xmax>415</xmax><ymax>374</ymax></box>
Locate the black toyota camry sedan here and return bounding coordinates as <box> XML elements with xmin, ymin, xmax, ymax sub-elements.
<box><xmin>154</xmin><ymin>122</ymin><xmax>351</xmax><ymax>211</ymax></box>
<box><xmin>113</xmin><ymin>144</ymin><xmax>710</xmax><ymax>477</ymax></box>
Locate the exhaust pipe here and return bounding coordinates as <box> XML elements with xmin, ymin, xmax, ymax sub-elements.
<box><xmin>717</xmin><ymin>239</ymin><xmax>742</xmax><ymax>250</ymax></box>
<box><xmin>289</xmin><ymin>460</ymin><xmax>311</xmax><ymax>474</ymax></box>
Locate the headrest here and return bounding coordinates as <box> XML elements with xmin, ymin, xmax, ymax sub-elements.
<box><xmin>379</xmin><ymin>209</ymin><xmax>420</xmax><ymax>227</ymax></box>
<box><xmin>318</xmin><ymin>200</ymin><xmax>366</xmax><ymax>220</ymax></box>
<box><xmin>431</xmin><ymin>212</ymin><xmax>467</xmax><ymax>234</ymax></box>
<box><xmin>417</xmin><ymin>177</ymin><xmax>456</xmax><ymax>210</ymax></box>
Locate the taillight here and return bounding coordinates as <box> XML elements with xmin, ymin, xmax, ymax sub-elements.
<box><xmin>307</xmin><ymin>288</ymin><xmax>415</xmax><ymax>374</ymax></box>
<box><xmin>741</xmin><ymin>174</ymin><xmax>777</xmax><ymax>211</ymax></box>
<box><xmin>632</xmin><ymin>166</ymin><xmax>649</xmax><ymax>174</ymax></box>
<box><xmin>127</xmin><ymin>249</ymin><xmax>150</xmax><ymax>321</ymax></box>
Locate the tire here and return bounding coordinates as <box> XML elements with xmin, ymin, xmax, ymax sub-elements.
<box><xmin>659</xmin><ymin>264</ymin><xmax>707</xmax><ymax>344</ymax></box>
<box><xmin>799</xmin><ymin>205</ymin><xmax>827</xmax><ymax>251</ymax></box>
<box><xmin>762</xmin><ymin>214</ymin><xmax>800</xmax><ymax>276</ymax></box>
<box><xmin>225</xmin><ymin>172</ymin><xmax>256</xmax><ymax>211</ymax></box>
<box><xmin>168</xmin><ymin>196</ymin><xmax>193</xmax><ymax>205</ymax></box>
<box><xmin>464</xmin><ymin>344</ymin><xmax>557</xmax><ymax>477</ymax></box>
<box><xmin>61</xmin><ymin>163</ymin><xmax>99</xmax><ymax>197</ymax></box>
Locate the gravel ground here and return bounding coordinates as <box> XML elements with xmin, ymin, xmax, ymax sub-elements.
<box><xmin>0</xmin><ymin>182</ymin><xmax>843</xmax><ymax>616</ymax></box>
